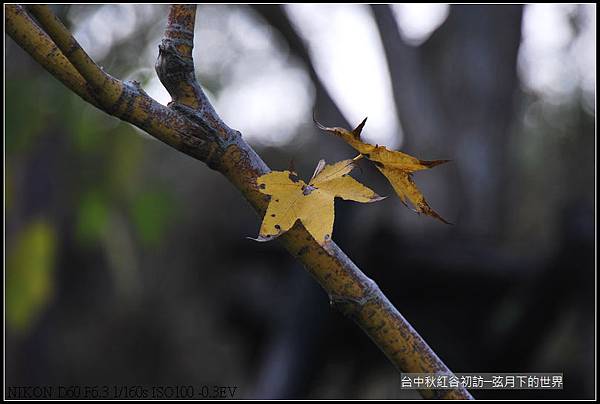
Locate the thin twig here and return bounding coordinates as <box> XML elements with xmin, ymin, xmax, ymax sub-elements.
<box><xmin>5</xmin><ymin>5</ymin><xmax>99</xmax><ymax>107</ymax></box>
<box><xmin>26</xmin><ymin>4</ymin><xmax>123</xmax><ymax>108</ymax></box>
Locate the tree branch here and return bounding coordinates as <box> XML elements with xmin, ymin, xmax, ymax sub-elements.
<box><xmin>154</xmin><ymin>4</ymin><xmax>198</xmax><ymax>109</ymax></box>
<box><xmin>7</xmin><ymin>4</ymin><xmax>473</xmax><ymax>400</ymax></box>
<box><xmin>26</xmin><ymin>4</ymin><xmax>122</xmax><ymax>107</ymax></box>
<box><xmin>5</xmin><ymin>5</ymin><xmax>98</xmax><ymax>108</ymax></box>
<box><xmin>154</xmin><ymin>4</ymin><xmax>229</xmax><ymax>145</ymax></box>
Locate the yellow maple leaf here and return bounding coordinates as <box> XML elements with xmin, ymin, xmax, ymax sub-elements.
<box><xmin>315</xmin><ymin>117</ymin><xmax>450</xmax><ymax>224</ymax></box>
<box><xmin>254</xmin><ymin>159</ymin><xmax>384</xmax><ymax>244</ymax></box>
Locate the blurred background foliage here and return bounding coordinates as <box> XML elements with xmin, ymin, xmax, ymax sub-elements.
<box><xmin>5</xmin><ymin>4</ymin><xmax>595</xmax><ymax>399</ymax></box>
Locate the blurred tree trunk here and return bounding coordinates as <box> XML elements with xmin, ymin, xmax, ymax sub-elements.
<box><xmin>372</xmin><ymin>5</ymin><xmax>523</xmax><ymax>238</ymax></box>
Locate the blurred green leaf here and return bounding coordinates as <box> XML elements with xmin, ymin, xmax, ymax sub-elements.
<box><xmin>5</xmin><ymin>79</ymin><xmax>46</xmax><ymax>153</ymax></box>
<box><xmin>130</xmin><ymin>190</ymin><xmax>173</xmax><ymax>246</ymax></box>
<box><xmin>68</xmin><ymin>94</ymin><xmax>127</xmax><ymax>155</ymax></box>
<box><xmin>70</xmin><ymin>105</ymin><xmax>107</xmax><ymax>153</ymax></box>
<box><xmin>76</xmin><ymin>190</ymin><xmax>109</xmax><ymax>244</ymax></box>
<box><xmin>6</xmin><ymin>219</ymin><xmax>56</xmax><ymax>334</ymax></box>
<box><xmin>6</xmin><ymin>76</ymin><xmax>71</xmax><ymax>154</ymax></box>
<box><xmin>5</xmin><ymin>165</ymin><xmax>14</xmax><ymax>213</ymax></box>
<box><xmin>108</xmin><ymin>125</ymin><xmax>143</xmax><ymax>195</ymax></box>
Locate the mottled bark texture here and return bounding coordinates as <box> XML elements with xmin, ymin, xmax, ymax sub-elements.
<box><xmin>6</xmin><ymin>4</ymin><xmax>473</xmax><ymax>400</ymax></box>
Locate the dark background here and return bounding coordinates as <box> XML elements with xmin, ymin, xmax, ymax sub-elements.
<box><xmin>5</xmin><ymin>4</ymin><xmax>596</xmax><ymax>399</ymax></box>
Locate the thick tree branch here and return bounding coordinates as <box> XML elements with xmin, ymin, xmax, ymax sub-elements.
<box><xmin>7</xmin><ymin>4</ymin><xmax>473</xmax><ymax>400</ymax></box>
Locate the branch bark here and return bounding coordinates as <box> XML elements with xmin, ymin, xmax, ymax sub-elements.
<box><xmin>5</xmin><ymin>5</ymin><xmax>98</xmax><ymax>107</ymax></box>
<box><xmin>26</xmin><ymin>4</ymin><xmax>122</xmax><ymax>107</ymax></box>
<box><xmin>7</xmin><ymin>4</ymin><xmax>473</xmax><ymax>400</ymax></box>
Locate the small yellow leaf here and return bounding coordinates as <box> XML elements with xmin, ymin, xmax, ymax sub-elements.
<box><xmin>254</xmin><ymin>159</ymin><xmax>384</xmax><ymax>244</ymax></box>
<box><xmin>316</xmin><ymin>117</ymin><xmax>450</xmax><ymax>224</ymax></box>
